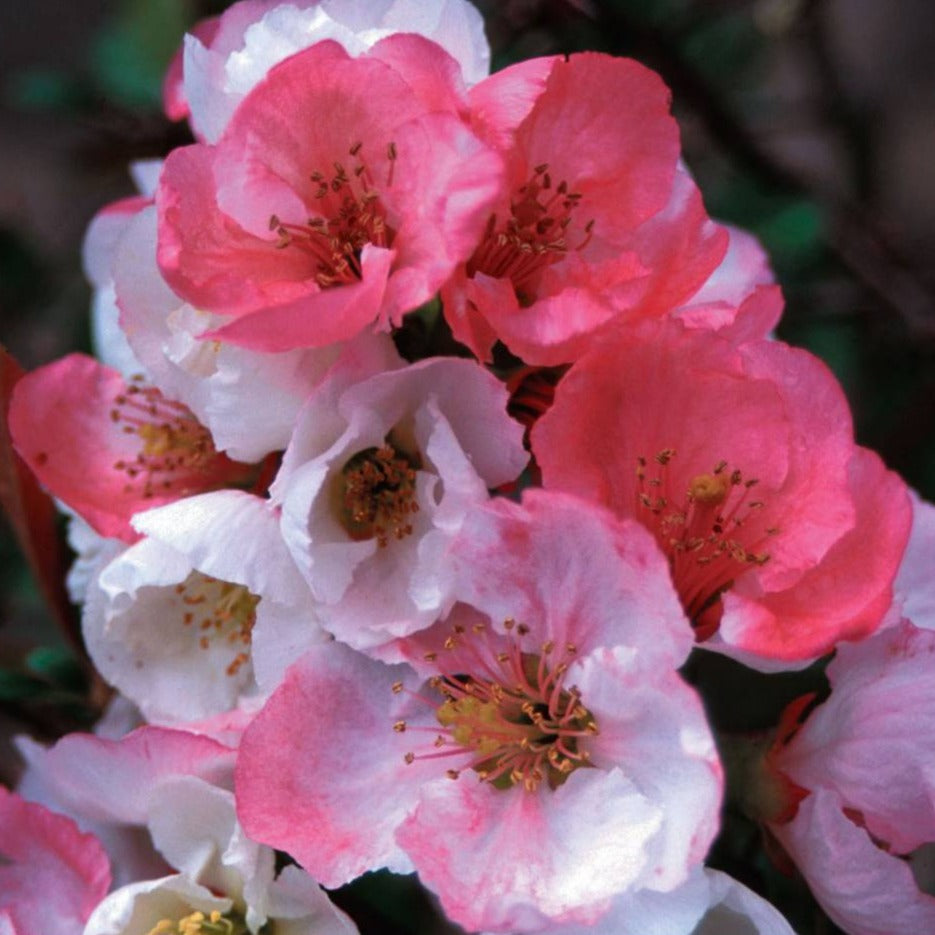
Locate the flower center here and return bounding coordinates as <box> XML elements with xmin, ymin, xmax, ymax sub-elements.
<box><xmin>270</xmin><ymin>141</ymin><xmax>397</xmax><ymax>288</ymax></box>
<box><xmin>338</xmin><ymin>435</ymin><xmax>421</xmax><ymax>547</ymax></box>
<box><xmin>635</xmin><ymin>448</ymin><xmax>779</xmax><ymax>637</ymax></box>
<box><xmin>467</xmin><ymin>163</ymin><xmax>594</xmax><ymax>302</ymax></box>
<box><xmin>176</xmin><ymin>574</ymin><xmax>259</xmax><ymax>676</ymax></box>
<box><xmin>147</xmin><ymin>910</ymin><xmax>247</xmax><ymax>935</ymax></box>
<box><xmin>394</xmin><ymin>618</ymin><xmax>598</xmax><ymax>792</ymax></box>
<box><xmin>110</xmin><ymin>377</ymin><xmax>233</xmax><ymax>500</ymax></box>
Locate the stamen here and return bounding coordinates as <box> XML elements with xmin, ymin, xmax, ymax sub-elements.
<box><xmin>635</xmin><ymin>449</ymin><xmax>779</xmax><ymax>636</ymax></box>
<box><xmin>146</xmin><ymin>909</ymin><xmax>247</xmax><ymax>935</ymax></box>
<box><xmin>270</xmin><ymin>141</ymin><xmax>396</xmax><ymax>288</ymax></box>
<box><xmin>110</xmin><ymin>377</ymin><xmax>223</xmax><ymax>499</ymax></box>
<box><xmin>467</xmin><ymin>163</ymin><xmax>595</xmax><ymax>302</ymax></box>
<box><xmin>399</xmin><ymin>620</ymin><xmax>598</xmax><ymax>793</ymax></box>
<box><xmin>177</xmin><ymin>574</ymin><xmax>260</xmax><ymax>676</ymax></box>
<box><xmin>337</xmin><ymin>433</ymin><xmax>421</xmax><ymax>547</ymax></box>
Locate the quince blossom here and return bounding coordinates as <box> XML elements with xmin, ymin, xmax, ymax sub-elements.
<box><xmin>8</xmin><ymin>354</ymin><xmax>258</xmax><ymax>542</ymax></box>
<box><xmin>271</xmin><ymin>354</ymin><xmax>527</xmax><ymax>652</ymax></box>
<box><xmin>533</xmin><ymin>318</ymin><xmax>912</xmax><ymax>665</ymax></box>
<box><xmin>82</xmin><ymin>490</ymin><xmax>325</xmax><ymax>723</ymax></box>
<box><xmin>236</xmin><ymin>491</ymin><xmax>721</xmax><ymax>932</ymax></box>
<box><xmin>768</xmin><ymin>620</ymin><xmax>935</xmax><ymax>934</ymax></box>
<box><xmin>165</xmin><ymin>0</ymin><xmax>491</xmax><ymax>143</ymax></box>
<box><xmin>498</xmin><ymin>867</ymin><xmax>796</xmax><ymax>935</ymax></box>
<box><xmin>157</xmin><ymin>35</ymin><xmax>504</xmax><ymax>351</ymax></box>
<box><xmin>441</xmin><ymin>53</ymin><xmax>731</xmax><ymax>364</ymax></box>
<box><xmin>111</xmin><ymin>201</ymin><xmax>401</xmax><ymax>463</ymax></box>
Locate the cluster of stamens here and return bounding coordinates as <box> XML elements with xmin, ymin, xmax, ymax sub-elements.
<box><xmin>393</xmin><ymin>618</ymin><xmax>598</xmax><ymax>793</ymax></box>
<box><xmin>110</xmin><ymin>377</ymin><xmax>219</xmax><ymax>499</ymax></box>
<box><xmin>468</xmin><ymin>163</ymin><xmax>594</xmax><ymax>301</ymax></box>
<box><xmin>175</xmin><ymin>574</ymin><xmax>260</xmax><ymax>676</ymax></box>
<box><xmin>147</xmin><ymin>910</ymin><xmax>246</xmax><ymax>935</ymax></box>
<box><xmin>338</xmin><ymin>439</ymin><xmax>420</xmax><ymax>547</ymax></box>
<box><xmin>635</xmin><ymin>448</ymin><xmax>779</xmax><ymax>629</ymax></box>
<box><xmin>269</xmin><ymin>141</ymin><xmax>396</xmax><ymax>288</ymax></box>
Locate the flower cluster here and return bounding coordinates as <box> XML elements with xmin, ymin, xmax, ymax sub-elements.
<box><xmin>1</xmin><ymin>2</ymin><xmax>928</xmax><ymax>934</ymax></box>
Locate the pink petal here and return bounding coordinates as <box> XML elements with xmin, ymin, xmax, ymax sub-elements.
<box><xmin>0</xmin><ymin>787</ymin><xmax>110</xmax><ymax>935</ymax></box>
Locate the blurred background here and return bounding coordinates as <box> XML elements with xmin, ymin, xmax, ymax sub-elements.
<box><xmin>0</xmin><ymin>1</ymin><xmax>933</xmax><ymax>932</ymax></box>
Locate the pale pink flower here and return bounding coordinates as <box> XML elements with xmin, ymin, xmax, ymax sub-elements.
<box><xmin>495</xmin><ymin>867</ymin><xmax>796</xmax><ymax>935</ymax></box>
<box><xmin>0</xmin><ymin>788</ymin><xmax>110</xmax><ymax>935</ymax></box>
<box><xmin>271</xmin><ymin>355</ymin><xmax>527</xmax><ymax>652</ymax></box>
<box><xmin>157</xmin><ymin>36</ymin><xmax>504</xmax><ymax>352</ymax></box>
<box><xmin>9</xmin><ymin>354</ymin><xmax>258</xmax><ymax>542</ymax></box>
<box><xmin>769</xmin><ymin>620</ymin><xmax>935</xmax><ymax>934</ymax></box>
<box><xmin>236</xmin><ymin>491</ymin><xmax>721</xmax><ymax>932</ymax></box>
<box><xmin>112</xmin><ymin>202</ymin><xmax>401</xmax><ymax>463</ymax></box>
<box><xmin>440</xmin><ymin>54</ymin><xmax>731</xmax><ymax>364</ymax></box>
<box><xmin>165</xmin><ymin>0</ymin><xmax>491</xmax><ymax>143</ymax></box>
<box><xmin>81</xmin><ymin>490</ymin><xmax>325</xmax><ymax>723</ymax></box>
<box><xmin>533</xmin><ymin>318</ymin><xmax>912</xmax><ymax>666</ymax></box>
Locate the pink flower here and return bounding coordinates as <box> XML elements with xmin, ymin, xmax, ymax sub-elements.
<box><xmin>271</xmin><ymin>355</ymin><xmax>527</xmax><ymax>652</ymax></box>
<box><xmin>768</xmin><ymin>620</ymin><xmax>935</xmax><ymax>934</ymax></box>
<box><xmin>8</xmin><ymin>354</ymin><xmax>258</xmax><ymax>542</ymax></box>
<box><xmin>440</xmin><ymin>54</ymin><xmax>730</xmax><ymax>364</ymax></box>
<box><xmin>236</xmin><ymin>491</ymin><xmax>721</xmax><ymax>932</ymax></box>
<box><xmin>157</xmin><ymin>36</ymin><xmax>504</xmax><ymax>352</ymax></box>
<box><xmin>0</xmin><ymin>787</ymin><xmax>111</xmax><ymax>935</ymax></box>
<box><xmin>532</xmin><ymin>319</ymin><xmax>912</xmax><ymax>665</ymax></box>
<box><xmin>164</xmin><ymin>0</ymin><xmax>491</xmax><ymax>143</ymax></box>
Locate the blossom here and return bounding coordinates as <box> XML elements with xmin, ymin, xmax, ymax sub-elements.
<box><xmin>532</xmin><ymin>318</ymin><xmax>912</xmax><ymax>665</ymax></box>
<box><xmin>165</xmin><ymin>0</ymin><xmax>491</xmax><ymax>143</ymax></box>
<box><xmin>440</xmin><ymin>53</ymin><xmax>730</xmax><ymax>364</ymax></box>
<box><xmin>0</xmin><ymin>788</ymin><xmax>111</xmax><ymax>935</ymax></box>
<box><xmin>236</xmin><ymin>491</ymin><xmax>721</xmax><ymax>932</ymax></box>
<box><xmin>83</xmin><ymin>776</ymin><xmax>357</xmax><ymax>935</ymax></box>
<box><xmin>271</xmin><ymin>355</ymin><xmax>527</xmax><ymax>652</ymax></box>
<box><xmin>495</xmin><ymin>867</ymin><xmax>796</xmax><ymax>935</ymax></box>
<box><xmin>8</xmin><ymin>354</ymin><xmax>258</xmax><ymax>542</ymax></box>
<box><xmin>111</xmin><ymin>201</ymin><xmax>401</xmax><ymax>463</ymax></box>
<box><xmin>82</xmin><ymin>490</ymin><xmax>325</xmax><ymax>723</ymax></box>
<box><xmin>767</xmin><ymin>620</ymin><xmax>935</xmax><ymax>934</ymax></box>
<box><xmin>157</xmin><ymin>35</ymin><xmax>504</xmax><ymax>352</ymax></box>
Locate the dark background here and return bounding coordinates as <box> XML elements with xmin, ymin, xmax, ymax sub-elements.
<box><xmin>1</xmin><ymin>2</ymin><xmax>933</xmax><ymax>932</ymax></box>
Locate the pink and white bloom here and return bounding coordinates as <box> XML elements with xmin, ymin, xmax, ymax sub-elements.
<box><xmin>0</xmin><ymin>788</ymin><xmax>110</xmax><ymax>935</ymax></box>
<box><xmin>166</xmin><ymin>0</ymin><xmax>491</xmax><ymax>143</ymax></box>
<box><xmin>83</xmin><ymin>773</ymin><xmax>356</xmax><ymax>935</ymax></box>
<box><xmin>886</xmin><ymin>492</ymin><xmax>935</xmax><ymax>630</ymax></box>
<box><xmin>157</xmin><ymin>35</ymin><xmax>504</xmax><ymax>352</ymax></box>
<box><xmin>272</xmin><ymin>355</ymin><xmax>527</xmax><ymax>652</ymax></box>
<box><xmin>533</xmin><ymin>318</ymin><xmax>912</xmax><ymax>666</ymax></box>
<box><xmin>500</xmin><ymin>867</ymin><xmax>795</xmax><ymax>935</ymax></box>
<box><xmin>8</xmin><ymin>354</ymin><xmax>258</xmax><ymax>542</ymax></box>
<box><xmin>441</xmin><ymin>53</ymin><xmax>731</xmax><ymax>364</ymax></box>
<box><xmin>236</xmin><ymin>491</ymin><xmax>721</xmax><ymax>932</ymax></box>
<box><xmin>82</xmin><ymin>490</ymin><xmax>325</xmax><ymax>723</ymax></box>
<box><xmin>769</xmin><ymin>620</ymin><xmax>935</xmax><ymax>934</ymax></box>
<box><xmin>112</xmin><ymin>201</ymin><xmax>401</xmax><ymax>462</ymax></box>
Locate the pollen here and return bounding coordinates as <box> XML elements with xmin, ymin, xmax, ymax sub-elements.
<box><xmin>399</xmin><ymin>621</ymin><xmax>598</xmax><ymax>793</ymax></box>
<box><xmin>269</xmin><ymin>141</ymin><xmax>396</xmax><ymax>288</ymax></box>
<box><xmin>337</xmin><ymin>434</ymin><xmax>421</xmax><ymax>547</ymax></box>
<box><xmin>177</xmin><ymin>574</ymin><xmax>260</xmax><ymax>677</ymax></box>
<box><xmin>146</xmin><ymin>909</ymin><xmax>247</xmax><ymax>935</ymax></box>
<box><xmin>467</xmin><ymin>163</ymin><xmax>595</xmax><ymax>303</ymax></box>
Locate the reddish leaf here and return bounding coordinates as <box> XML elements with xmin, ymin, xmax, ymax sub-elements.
<box><xmin>0</xmin><ymin>345</ymin><xmax>82</xmax><ymax>655</ymax></box>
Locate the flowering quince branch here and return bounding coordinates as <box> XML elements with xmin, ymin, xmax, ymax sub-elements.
<box><xmin>0</xmin><ymin>1</ymin><xmax>928</xmax><ymax>934</ymax></box>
